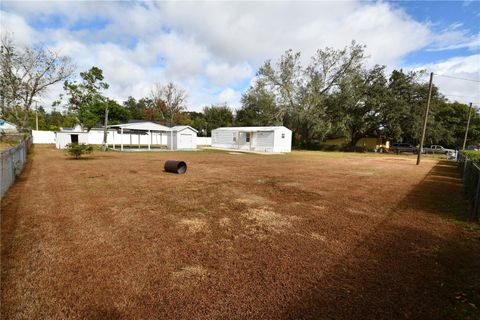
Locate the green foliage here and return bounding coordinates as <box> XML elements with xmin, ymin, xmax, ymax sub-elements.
<box><xmin>462</xmin><ymin>150</ymin><xmax>480</xmax><ymax>162</ymax></box>
<box><xmin>203</xmin><ymin>104</ymin><xmax>234</xmax><ymax>135</ymax></box>
<box><xmin>236</xmin><ymin>80</ymin><xmax>280</xmax><ymax>126</ymax></box>
<box><xmin>60</xmin><ymin>67</ymin><xmax>130</xmax><ymax>130</ymax></box>
<box><xmin>65</xmin><ymin>143</ymin><xmax>93</xmax><ymax>159</ymax></box>
<box><xmin>246</xmin><ymin>42</ymin><xmax>366</xmax><ymax>147</ymax></box>
<box><xmin>183</xmin><ymin>111</ymin><xmax>207</xmax><ymax>136</ymax></box>
<box><xmin>243</xmin><ymin>45</ymin><xmax>478</xmax><ymax>149</ymax></box>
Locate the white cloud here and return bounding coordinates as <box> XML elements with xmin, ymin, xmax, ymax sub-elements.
<box><xmin>1</xmin><ymin>1</ymin><xmax>476</xmax><ymax>112</ymax></box>
<box><xmin>206</xmin><ymin>62</ymin><xmax>252</xmax><ymax>87</ymax></box>
<box><xmin>0</xmin><ymin>10</ymin><xmax>37</xmax><ymax>46</ymax></box>
<box><xmin>413</xmin><ymin>55</ymin><xmax>480</xmax><ymax>105</ymax></box>
<box><xmin>217</xmin><ymin>88</ymin><xmax>241</xmax><ymax>107</ymax></box>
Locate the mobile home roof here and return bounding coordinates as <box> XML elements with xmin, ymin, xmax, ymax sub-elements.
<box><xmin>212</xmin><ymin>126</ymin><xmax>290</xmax><ymax>132</ymax></box>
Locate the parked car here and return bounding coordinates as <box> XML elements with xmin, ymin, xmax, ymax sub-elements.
<box><xmin>390</xmin><ymin>143</ymin><xmax>418</xmax><ymax>154</ymax></box>
<box><xmin>423</xmin><ymin>145</ymin><xmax>455</xmax><ymax>155</ymax></box>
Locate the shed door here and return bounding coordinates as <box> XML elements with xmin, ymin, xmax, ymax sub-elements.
<box><xmin>179</xmin><ymin>133</ymin><xmax>193</xmax><ymax>148</ymax></box>
<box><xmin>71</xmin><ymin>134</ymin><xmax>79</xmax><ymax>144</ymax></box>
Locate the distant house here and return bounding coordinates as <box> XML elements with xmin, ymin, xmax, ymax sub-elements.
<box><xmin>211</xmin><ymin>126</ymin><xmax>292</xmax><ymax>153</ymax></box>
<box><xmin>0</xmin><ymin>120</ymin><xmax>18</xmax><ymax>134</ymax></box>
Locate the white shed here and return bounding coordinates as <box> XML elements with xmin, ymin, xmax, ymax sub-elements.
<box><xmin>171</xmin><ymin>126</ymin><xmax>198</xmax><ymax>150</ymax></box>
<box><xmin>56</xmin><ymin>131</ymin><xmax>89</xmax><ymax>149</ymax></box>
<box><xmin>211</xmin><ymin>126</ymin><xmax>292</xmax><ymax>153</ymax></box>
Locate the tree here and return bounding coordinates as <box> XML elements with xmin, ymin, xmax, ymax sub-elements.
<box><xmin>65</xmin><ymin>143</ymin><xmax>93</xmax><ymax>159</ymax></box>
<box><xmin>381</xmin><ymin>69</ymin><xmax>443</xmax><ymax>144</ymax></box>
<box><xmin>327</xmin><ymin>65</ymin><xmax>388</xmax><ymax>146</ymax></box>
<box><xmin>184</xmin><ymin>111</ymin><xmax>207</xmax><ymax>136</ymax></box>
<box><xmin>236</xmin><ymin>79</ymin><xmax>280</xmax><ymax>126</ymax></box>
<box><xmin>62</xmin><ymin>67</ymin><xmax>112</xmax><ymax>130</ymax></box>
<box><xmin>203</xmin><ymin>104</ymin><xmax>234</xmax><ymax>135</ymax></box>
<box><xmin>123</xmin><ymin>96</ymin><xmax>155</xmax><ymax>120</ymax></box>
<box><xmin>150</xmin><ymin>82</ymin><xmax>187</xmax><ymax>125</ymax></box>
<box><xmin>255</xmin><ymin>41</ymin><xmax>366</xmax><ymax>146</ymax></box>
<box><xmin>0</xmin><ymin>34</ymin><xmax>75</xmax><ymax>129</ymax></box>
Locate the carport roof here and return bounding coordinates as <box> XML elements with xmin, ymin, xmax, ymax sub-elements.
<box><xmin>108</xmin><ymin>121</ymin><xmax>171</xmax><ymax>132</ymax></box>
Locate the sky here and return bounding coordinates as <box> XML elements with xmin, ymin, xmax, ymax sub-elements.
<box><xmin>0</xmin><ymin>0</ymin><xmax>479</xmax><ymax>112</ymax></box>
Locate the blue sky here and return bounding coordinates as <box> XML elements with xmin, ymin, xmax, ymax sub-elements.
<box><xmin>1</xmin><ymin>0</ymin><xmax>479</xmax><ymax>110</ymax></box>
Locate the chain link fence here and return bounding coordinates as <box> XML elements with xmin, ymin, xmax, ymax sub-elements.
<box><xmin>457</xmin><ymin>152</ymin><xmax>480</xmax><ymax>220</ymax></box>
<box><xmin>0</xmin><ymin>137</ymin><xmax>32</xmax><ymax>199</ymax></box>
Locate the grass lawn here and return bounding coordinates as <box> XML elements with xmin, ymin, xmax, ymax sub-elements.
<box><xmin>1</xmin><ymin>145</ymin><xmax>479</xmax><ymax>319</ymax></box>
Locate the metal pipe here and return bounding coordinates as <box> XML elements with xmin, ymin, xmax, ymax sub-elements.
<box><xmin>164</xmin><ymin>160</ymin><xmax>187</xmax><ymax>174</ymax></box>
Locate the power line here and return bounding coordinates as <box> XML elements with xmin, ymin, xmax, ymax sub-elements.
<box><xmin>434</xmin><ymin>73</ymin><xmax>480</xmax><ymax>83</ymax></box>
<box><xmin>443</xmin><ymin>93</ymin><xmax>480</xmax><ymax>100</ymax></box>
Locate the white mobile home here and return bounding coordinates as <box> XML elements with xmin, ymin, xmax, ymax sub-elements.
<box><xmin>211</xmin><ymin>126</ymin><xmax>292</xmax><ymax>153</ymax></box>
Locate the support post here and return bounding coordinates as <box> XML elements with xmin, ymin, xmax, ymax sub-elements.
<box><xmin>148</xmin><ymin>130</ymin><xmax>151</xmax><ymax>150</ymax></box>
<box><xmin>462</xmin><ymin>102</ymin><xmax>473</xmax><ymax>150</ymax></box>
<box><xmin>138</xmin><ymin>133</ymin><xmax>140</xmax><ymax>149</ymax></box>
<box><xmin>35</xmin><ymin>101</ymin><xmax>39</xmax><ymax>131</ymax></box>
<box><xmin>113</xmin><ymin>130</ymin><xmax>115</xmax><ymax>150</ymax></box>
<box><xmin>121</xmin><ymin>127</ymin><xmax>124</xmax><ymax>151</ymax></box>
<box><xmin>102</xmin><ymin>106</ymin><xmax>109</xmax><ymax>151</ymax></box>
<box><xmin>416</xmin><ymin>72</ymin><xmax>434</xmax><ymax>166</ymax></box>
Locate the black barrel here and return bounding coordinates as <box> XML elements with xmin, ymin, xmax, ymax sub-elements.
<box><xmin>164</xmin><ymin>160</ymin><xmax>187</xmax><ymax>174</ymax></box>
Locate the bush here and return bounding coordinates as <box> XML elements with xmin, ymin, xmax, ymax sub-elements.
<box><xmin>462</xmin><ymin>150</ymin><xmax>480</xmax><ymax>162</ymax></box>
<box><xmin>65</xmin><ymin>143</ymin><xmax>93</xmax><ymax>159</ymax></box>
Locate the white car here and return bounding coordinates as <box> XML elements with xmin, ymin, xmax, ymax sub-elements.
<box><xmin>424</xmin><ymin>145</ymin><xmax>455</xmax><ymax>155</ymax></box>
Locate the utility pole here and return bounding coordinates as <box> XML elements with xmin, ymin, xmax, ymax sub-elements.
<box><xmin>416</xmin><ymin>72</ymin><xmax>434</xmax><ymax>166</ymax></box>
<box><xmin>35</xmin><ymin>101</ymin><xmax>39</xmax><ymax>131</ymax></box>
<box><xmin>102</xmin><ymin>106</ymin><xmax>109</xmax><ymax>151</ymax></box>
<box><xmin>462</xmin><ymin>102</ymin><xmax>473</xmax><ymax>150</ymax></box>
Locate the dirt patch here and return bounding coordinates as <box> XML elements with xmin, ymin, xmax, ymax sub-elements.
<box><xmin>177</xmin><ymin>218</ymin><xmax>207</xmax><ymax>234</ymax></box>
<box><xmin>219</xmin><ymin>217</ymin><xmax>231</xmax><ymax>227</ymax></box>
<box><xmin>242</xmin><ymin>207</ymin><xmax>296</xmax><ymax>233</ymax></box>
<box><xmin>172</xmin><ymin>265</ymin><xmax>208</xmax><ymax>281</ymax></box>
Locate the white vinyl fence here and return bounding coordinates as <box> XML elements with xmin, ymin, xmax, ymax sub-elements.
<box><xmin>197</xmin><ymin>137</ymin><xmax>211</xmax><ymax>145</ymax></box>
<box><xmin>0</xmin><ymin>138</ymin><xmax>32</xmax><ymax>199</ymax></box>
<box><xmin>32</xmin><ymin>130</ymin><xmax>56</xmax><ymax>144</ymax></box>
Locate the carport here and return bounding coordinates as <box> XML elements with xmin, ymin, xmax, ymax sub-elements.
<box><xmin>108</xmin><ymin>122</ymin><xmax>171</xmax><ymax>151</ymax></box>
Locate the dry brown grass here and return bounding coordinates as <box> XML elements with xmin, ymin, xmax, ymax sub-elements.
<box><xmin>1</xmin><ymin>145</ymin><xmax>479</xmax><ymax>319</ymax></box>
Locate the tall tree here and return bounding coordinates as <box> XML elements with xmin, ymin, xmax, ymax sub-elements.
<box><xmin>255</xmin><ymin>41</ymin><xmax>366</xmax><ymax>146</ymax></box>
<box><xmin>203</xmin><ymin>104</ymin><xmax>234</xmax><ymax>135</ymax></box>
<box><xmin>328</xmin><ymin>65</ymin><xmax>388</xmax><ymax>146</ymax></box>
<box><xmin>150</xmin><ymin>82</ymin><xmax>187</xmax><ymax>126</ymax></box>
<box><xmin>61</xmin><ymin>67</ymin><xmax>130</xmax><ymax>130</ymax></box>
<box><xmin>0</xmin><ymin>35</ymin><xmax>75</xmax><ymax>129</ymax></box>
<box><xmin>236</xmin><ymin>79</ymin><xmax>280</xmax><ymax>126</ymax></box>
